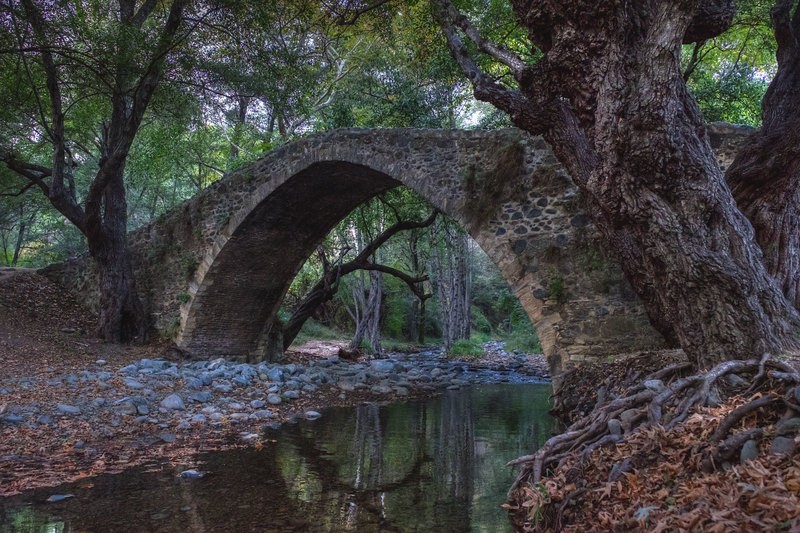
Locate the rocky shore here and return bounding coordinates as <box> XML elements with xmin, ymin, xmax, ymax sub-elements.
<box><xmin>0</xmin><ymin>342</ymin><xmax>548</xmax><ymax>495</ymax></box>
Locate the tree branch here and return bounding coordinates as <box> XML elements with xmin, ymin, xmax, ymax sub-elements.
<box><xmin>431</xmin><ymin>0</ymin><xmax>550</xmax><ymax>134</ymax></box>
<box><xmin>438</xmin><ymin>0</ymin><xmax>529</xmax><ymax>74</ymax></box>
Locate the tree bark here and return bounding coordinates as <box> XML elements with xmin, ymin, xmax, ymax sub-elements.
<box><xmin>87</xmin><ymin>167</ymin><xmax>148</xmax><ymax>342</ymax></box>
<box><xmin>727</xmin><ymin>0</ymin><xmax>800</xmax><ymax>308</ymax></box>
<box><xmin>435</xmin><ymin>0</ymin><xmax>800</xmax><ymax>368</ymax></box>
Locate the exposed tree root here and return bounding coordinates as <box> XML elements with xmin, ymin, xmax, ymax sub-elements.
<box><xmin>507</xmin><ymin>355</ymin><xmax>800</xmax><ymax>531</ymax></box>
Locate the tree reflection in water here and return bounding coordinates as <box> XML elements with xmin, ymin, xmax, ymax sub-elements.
<box><xmin>1</xmin><ymin>384</ymin><xmax>552</xmax><ymax>533</ymax></box>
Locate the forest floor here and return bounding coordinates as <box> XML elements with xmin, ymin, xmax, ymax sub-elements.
<box><xmin>511</xmin><ymin>353</ymin><xmax>800</xmax><ymax>531</ymax></box>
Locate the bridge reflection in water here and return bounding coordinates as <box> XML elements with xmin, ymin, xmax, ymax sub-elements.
<box><xmin>0</xmin><ymin>384</ymin><xmax>553</xmax><ymax>533</ymax></box>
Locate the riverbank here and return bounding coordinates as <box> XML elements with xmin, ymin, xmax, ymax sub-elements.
<box><xmin>0</xmin><ymin>271</ymin><xmax>548</xmax><ymax>496</ymax></box>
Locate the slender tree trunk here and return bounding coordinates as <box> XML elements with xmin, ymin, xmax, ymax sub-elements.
<box><xmin>727</xmin><ymin>1</ymin><xmax>800</xmax><ymax>309</ymax></box>
<box><xmin>431</xmin><ymin>225</ymin><xmax>472</xmax><ymax>351</ymax></box>
<box><xmin>350</xmin><ymin>269</ymin><xmax>383</xmax><ymax>354</ymax></box>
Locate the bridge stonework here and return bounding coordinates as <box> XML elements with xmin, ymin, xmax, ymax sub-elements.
<box><xmin>45</xmin><ymin>124</ymin><xmax>751</xmax><ymax>381</ymax></box>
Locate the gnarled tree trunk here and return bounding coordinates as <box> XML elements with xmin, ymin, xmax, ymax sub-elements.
<box><xmin>727</xmin><ymin>1</ymin><xmax>800</xmax><ymax>309</ymax></box>
<box><xmin>435</xmin><ymin>0</ymin><xmax>800</xmax><ymax>369</ymax></box>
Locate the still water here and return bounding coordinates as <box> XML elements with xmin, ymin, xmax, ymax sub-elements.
<box><xmin>0</xmin><ymin>383</ymin><xmax>553</xmax><ymax>532</ymax></box>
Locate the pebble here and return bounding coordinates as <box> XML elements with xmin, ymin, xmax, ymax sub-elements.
<box><xmin>57</xmin><ymin>404</ymin><xmax>81</xmax><ymax>416</ymax></box>
<box><xmin>46</xmin><ymin>494</ymin><xmax>75</xmax><ymax>503</ymax></box>
<box><xmin>160</xmin><ymin>394</ymin><xmax>186</xmax><ymax>410</ymax></box>
<box><xmin>304</xmin><ymin>410</ymin><xmax>322</xmax><ymax>420</ymax></box>
<box><xmin>123</xmin><ymin>377</ymin><xmax>145</xmax><ymax>389</ymax></box>
<box><xmin>250</xmin><ymin>399</ymin><xmax>266</xmax><ymax>409</ymax></box>
<box><xmin>770</xmin><ymin>436</ymin><xmax>796</xmax><ymax>456</ymax></box>
<box><xmin>740</xmin><ymin>440</ymin><xmax>759</xmax><ymax>463</ymax></box>
<box><xmin>180</xmin><ymin>469</ymin><xmax>205</xmax><ymax>479</ymax></box>
<box><xmin>283</xmin><ymin>390</ymin><xmax>300</xmax><ymax>400</ymax></box>
<box><xmin>267</xmin><ymin>393</ymin><xmax>282</xmax><ymax>405</ymax></box>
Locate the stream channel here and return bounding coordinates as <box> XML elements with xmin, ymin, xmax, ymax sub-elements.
<box><xmin>1</xmin><ymin>375</ymin><xmax>553</xmax><ymax>532</ymax></box>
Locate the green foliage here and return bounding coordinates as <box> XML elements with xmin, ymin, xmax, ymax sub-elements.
<box><xmin>181</xmin><ymin>255</ymin><xmax>199</xmax><ymax>281</ymax></box>
<box><xmin>448</xmin><ymin>337</ymin><xmax>485</xmax><ymax>358</ymax></box>
<box><xmin>292</xmin><ymin>319</ymin><xmax>347</xmax><ymax>347</ymax></box>
<box><xmin>548</xmin><ymin>272</ymin><xmax>567</xmax><ymax>303</ymax></box>
<box><xmin>682</xmin><ymin>0</ymin><xmax>776</xmax><ymax>126</ymax></box>
<box><xmin>177</xmin><ymin>292</ymin><xmax>191</xmax><ymax>304</ymax></box>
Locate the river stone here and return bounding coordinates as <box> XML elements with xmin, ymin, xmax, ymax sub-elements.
<box><xmin>607</xmin><ymin>419</ymin><xmax>623</xmax><ymax>436</ymax></box>
<box><xmin>233</xmin><ymin>375</ymin><xmax>251</xmax><ymax>387</ymax></box>
<box><xmin>284</xmin><ymin>390</ymin><xmax>300</xmax><ymax>400</ymax></box>
<box><xmin>643</xmin><ymin>379</ymin><xmax>665</xmax><ymax>393</ymax></box>
<box><xmin>267</xmin><ymin>393</ymin><xmax>282</xmax><ymax>405</ymax></box>
<box><xmin>212</xmin><ymin>381</ymin><xmax>232</xmax><ymax>394</ymax></box>
<box><xmin>395</xmin><ymin>387</ymin><xmax>409</xmax><ymax>396</ymax></box>
<box><xmin>190</xmin><ymin>414</ymin><xmax>207</xmax><ymax>424</ymax></box>
<box><xmin>740</xmin><ymin>440</ymin><xmax>759</xmax><ymax>463</ymax></box>
<box><xmin>250</xmin><ymin>399</ymin><xmax>266</xmax><ymax>409</ymax></box>
<box><xmin>46</xmin><ymin>494</ymin><xmax>75</xmax><ymax>503</ymax></box>
<box><xmin>267</xmin><ymin>368</ymin><xmax>284</xmax><ymax>383</ymax></box>
<box><xmin>119</xmin><ymin>364</ymin><xmax>138</xmax><ymax>374</ymax></box>
<box><xmin>371</xmin><ymin>384</ymin><xmax>392</xmax><ymax>394</ymax></box>
<box><xmin>777</xmin><ymin>417</ymin><xmax>800</xmax><ymax>435</ymax></box>
<box><xmin>160</xmin><ymin>432</ymin><xmax>177</xmax><ymax>443</ymax></box>
<box><xmin>251</xmin><ymin>409</ymin><xmax>275</xmax><ymax>419</ymax></box>
<box><xmin>123</xmin><ymin>377</ymin><xmax>145</xmax><ymax>389</ymax></box>
<box><xmin>91</xmin><ymin>398</ymin><xmax>107</xmax><ymax>408</ymax></box>
<box><xmin>180</xmin><ymin>469</ymin><xmax>205</xmax><ymax>479</ymax></box>
<box><xmin>57</xmin><ymin>404</ymin><xmax>81</xmax><ymax>416</ymax></box>
<box><xmin>37</xmin><ymin>414</ymin><xmax>55</xmax><ymax>425</ymax></box>
<box><xmin>619</xmin><ymin>409</ymin><xmax>641</xmax><ymax>432</ymax></box>
<box><xmin>160</xmin><ymin>394</ymin><xmax>185</xmax><ymax>410</ymax></box>
<box><xmin>184</xmin><ymin>376</ymin><xmax>203</xmax><ymax>389</ymax></box>
<box><xmin>2</xmin><ymin>414</ymin><xmax>24</xmax><ymax>424</ymax></box>
<box><xmin>189</xmin><ymin>391</ymin><xmax>213</xmax><ymax>403</ymax></box>
<box><xmin>132</xmin><ymin>398</ymin><xmax>150</xmax><ymax>415</ymax></box>
<box><xmin>338</xmin><ymin>381</ymin><xmax>355</xmax><ymax>392</ymax></box>
<box><xmin>305</xmin><ymin>410</ymin><xmax>322</xmax><ymax>420</ymax></box>
<box><xmin>114</xmin><ymin>400</ymin><xmax>137</xmax><ymax>416</ymax></box>
<box><xmin>370</xmin><ymin>360</ymin><xmax>395</xmax><ymax>373</ymax></box>
<box><xmin>770</xmin><ymin>436</ymin><xmax>796</xmax><ymax>456</ymax></box>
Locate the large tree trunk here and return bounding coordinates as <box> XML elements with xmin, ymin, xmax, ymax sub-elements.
<box><xmin>727</xmin><ymin>1</ymin><xmax>800</xmax><ymax>308</ymax></box>
<box><xmin>87</xmin><ymin>170</ymin><xmax>148</xmax><ymax>342</ymax></box>
<box><xmin>436</xmin><ymin>0</ymin><xmax>800</xmax><ymax>369</ymax></box>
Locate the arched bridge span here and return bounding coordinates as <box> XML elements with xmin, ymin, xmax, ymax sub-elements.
<box><xmin>46</xmin><ymin>125</ymin><xmax>751</xmax><ymax>378</ymax></box>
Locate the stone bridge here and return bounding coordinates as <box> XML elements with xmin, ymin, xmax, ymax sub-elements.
<box><xmin>46</xmin><ymin>124</ymin><xmax>750</xmax><ymax>379</ymax></box>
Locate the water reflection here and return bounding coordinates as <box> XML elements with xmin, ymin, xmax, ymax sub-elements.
<box><xmin>0</xmin><ymin>384</ymin><xmax>553</xmax><ymax>533</ymax></box>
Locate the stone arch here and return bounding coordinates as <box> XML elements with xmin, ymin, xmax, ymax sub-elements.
<box><xmin>49</xmin><ymin>126</ymin><xmax>755</xmax><ymax>377</ymax></box>
<box><xmin>145</xmin><ymin>128</ymin><xmax>669</xmax><ymax>373</ymax></box>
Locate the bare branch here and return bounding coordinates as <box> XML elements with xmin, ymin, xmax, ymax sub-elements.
<box><xmin>0</xmin><ymin>180</ymin><xmax>36</xmax><ymax>197</ymax></box>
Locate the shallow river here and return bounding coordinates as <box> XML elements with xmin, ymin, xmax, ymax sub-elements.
<box><xmin>1</xmin><ymin>383</ymin><xmax>553</xmax><ymax>532</ymax></box>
